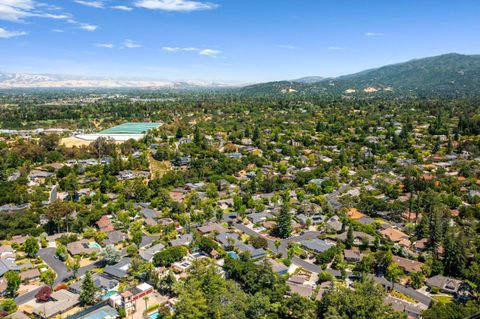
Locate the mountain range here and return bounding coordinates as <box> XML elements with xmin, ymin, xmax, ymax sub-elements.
<box><xmin>0</xmin><ymin>73</ymin><xmax>233</xmax><ymax>89</ymax></box>
<box><xmin>242</xmin><ymin>53</ymin><xmax>480</xmax><ymax>97</ymax></box>
<box><xmin>1</xmin><ymin>53</ymin><xmax>480</xmax><ymax>96</ymax></box>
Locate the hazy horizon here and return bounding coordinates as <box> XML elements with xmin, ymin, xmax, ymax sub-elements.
<box><xmin>1</xmin><ymin>0</ymin><xmax>479</xmax><ymax>82</ymax></box>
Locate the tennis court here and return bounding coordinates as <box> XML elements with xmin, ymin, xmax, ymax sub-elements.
<box><xmin>100</xmin><ymin>122</ymin><xmax>162</xmax><ymax>134</ymax></box>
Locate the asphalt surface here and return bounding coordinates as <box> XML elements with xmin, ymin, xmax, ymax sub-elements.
<box><xmin>15</xmin><ymin>248</ymin><xmax>104</xmax><ymax>305</ymax></box>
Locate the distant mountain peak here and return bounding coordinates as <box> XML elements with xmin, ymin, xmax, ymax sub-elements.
<box><xmin>292</xmin><ymin>76</ymin><xmax>324</xmax><ymax>84</ymax></box>
<box><xmin>0</xmin><ymin>72</ymin><xmax>237</xmax><ymax>89</ymax></box>
<box><xmin>241</xmin><ymin>53</ymin><xmax>480</xmax><ymax>97</ymax></box>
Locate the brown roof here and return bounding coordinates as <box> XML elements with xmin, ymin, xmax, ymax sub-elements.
<box><xmin>347</xmin><ymin>208</ymin><xmax>366</xmax><ymax>219</ymax></box>
<box><xmin>380</xmin><ymin>228</ymin><xmax>409</xmax><ymax>242</ymax></box>
<box><xmin>96</xmin><ymin>215</ymin><xmax>114</xmax><ymax>232</ymax></box>
<box><xmin>20</xmin><ymin>268</ymin><xmax>41</xmax><ymax>281</ymax></box>
<box><xmin>392</xmin><ymin>256</ymin><xmax>423</xmax><ymax>273</ymax></box>
<box><xmin>344</xmin><ymin>249</ymin><xmax>363</xmax><ymax>261</ymax></box>
<box><xmin>198</xmin><ymin>223</ymin><xmax>227</xmax><ymax>234</ymax></box>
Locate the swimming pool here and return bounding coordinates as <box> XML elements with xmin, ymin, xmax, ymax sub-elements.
<box><xmin>101</xmin><ymin>290</ymin><xmax>117</xmax><ymax>300</ymax></box>
<box><xmin>192</xmin><ymin>252</ymin><xmax>207</xmax><ymax>259</ymax></box>
<box><xmin>227</xmin><ymin>251</ymin><xmax>239</xmax><ymax>259</ymax></box>
<box><xmin>89</xmin><ymin>242</ymin><xmax>101</xmax><ymax>249</ymax></box>
<box><xmin>149</xmin><ymin>312</ymin><xmax>159</xmax><ymax>319</ymax></box>
<box><xmin>74</xmin><ymin>305</ymin><xmax>118</xmax><ymax>319</ymax></box>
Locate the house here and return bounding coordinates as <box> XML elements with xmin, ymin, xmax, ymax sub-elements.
<box><xmin>120</xmin><ymin>283</ymin><xmax>154</xmax><ymax>315</ymax></box>
<box><xmin>426</xmin><ymin>275</ymin><xmax>467</xmax><ymax>295</ymax></box>
<box><xmin>334</xmin><ymin>230</ymin><xmax>374</xmax><ymax>246</ymax></box>
<box><xmin>246</xmin><ymin>212</ymin><xmax>273</xmax><ymax>224</ymax></box>
<box><xmin>380</xmin><ymin>227</ymin><xmax>411</xmax><ymax>248</ymax></box>
<box><xmin>344</xmin><ymin>249</ymin><xmax>363</xmax><ymax>262</ymax></box>
<box><xmin>67</xmin><ymin>240</ymin><xmax>100</xmax><ymax>256</ymax></box>
<box><xmin>326</xmin><ymin>215</ymin><xmax>343</xmax><ymax>232</ymax></box>
<box><xmin>384</xmin><ymin>296</ymin><xmax>424</xmax><ymax>319</ymax></box>
<box><xmin>300</xmin><ymin>238</ymin><xmax>335</xmax><ymax>254</ymax></box>
<box><xmin>216</xmin><ymin>198</ymin><xmax>234</xmax><ymax>210</ymax></box>
<box><xmin>215</xmin><ymin>233</ymin><xmax>240</xmax><ymax>247</ymax></box>
<box><xmin>32</xmin><ymin>289</ymin><xmax>80</xmax><ymax>318</ymax></box>
<box><xmin>28</xmin><ymin>170</ymin><xmax>54</xmax><ymax>183</ymax></box>
<box><xmin>132</xmin><ymin>234</ymin><xmax>155</xmax><ymax>249</ymax></box>
<box><xmin>104</xmin><ymin>258</ymin><xmax>131</xmax><ymax>279</ymax></box>
<box><xmin>20</xmin><ymin>268</ymin><xmax>40</xmax><ymax>282</ymax></box>
<box><xmin>96</xmin><ymin>215</ymin><xmax>114</xmax><ymax>232</ymax></box>
<box><xmin>117</xmin><ymin>170</ymin><xmax>149</xmax><ymax>181</ymax></box>
<box><xmin>286</xmin><ymin>281</ymin><xmax>313</xmax><ymax>298</ymax></box>
<box><xmin>104</xmin><ymin>231</ymin><xmax>127</xmax><ymax>246</ymax></box>
<box><xmin>392</xmin><ymin>256</ymin><xmax>424</xmax><ymax>273</ymax></box>
<box><xmin>235</xmin><ymin>243</ymin><xmax>266</xmax><ymax>259</ymax></box>
<box><xmin>0</xmin><ymin>257</ymin><xmax>23</xmax><ymax>277</ymax></box>
<box><xmin>69</xmin><ymin>272</ymin><xmax>118</xmax><ymax>294</ymax></box>
<box><xmin>347</xmin><ymin>208</ymin><xmax>366</xmax><ymax>220</ymax></box>
<box><xmin>0</xmin><ymin>203</ymin><xmax>31</xmax><ymax>212</ymax></box>
<box><xmin>139</xmin><ymin>243</ymin><xmax>165</xmax><ymax>262</ymax></box>
<box><xmin>140</xmin><ymin>207</ymin><xmax>161</xmax><ymax>219</ymax></box>
<box><xmin>170</xmin><ymin>234</ymin><xmax>193</xmax><ymax>247</ymax></box>
<box><xmin>198</xmin><ymin>223</ymin><xmax>228</xmax><ymax>235</ymax></box>
<box><xmin>262</xmin><ymin>258</ymin><xmax>289</xmax><ymax>275</ymax></box>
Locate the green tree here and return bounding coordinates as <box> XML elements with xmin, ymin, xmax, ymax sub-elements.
<box><xmin>40</xmin><ymin>269</ymin><xmax>56</xmax><ymax>287</ymax></box>
<box><xmin>346</xmin><ymin>225</ymin><xmax>354</xmax><ymax>249</ymax></box>
<box><xmin>24</xmin><ymin>236</ymin><xmax>39</xmax><ymax>257</ymax></box>
<box><xmin>67</xmin><ymin>256</ymin><xmax>81</xmax><ymax>278</ymax></box>
<box><xmin>318</xmin><ymin>279</ymin><xmax>406</xmax><ymax>319</ymax></box>
<box><xmin>153</xmin><ymin>246</ymin><xmax>188</xmax><ymax>267</ymax></box>
<box><xmin>409</xmin><ymin>272</ymin><xmax>425</xmax><ymax>290</ymax></box>
<box><xmin>0</xmin><ymin>299</ymin><xmax>17</xmax><ymax>314</ymax></box>
<box><xmin>5</xmin><ymin>271</ymin><xmax>21</xmax><ymax>297</ymax></box>
<box><xmin>280</xmin><ymin>293</ymin><xmax>316</xmax><ymax>319</ymax></box>
<box><xmin>79</xmin><ymin>271</ymin><xmax>97</xmax><ymax>306</ymax></box>
<box><xmin>275</xmin><ymin>205</ymin><xmax>292</xmax><ymax>238</ymax></box>
<box><xmin>102</xmin><ymin>245</ymin><xmax>122</xmax><ymax>265</ymax></box>
<box><xmin>386</xmin><ymin>262</ymin><xmax>404</xmax><ymax>289</ymax></box>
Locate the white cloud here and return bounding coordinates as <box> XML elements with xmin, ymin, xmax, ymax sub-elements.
<box><xmin>51</xmin><ymin>29</ymin><xmax>64</xmax><ymax>32</ymax></box>
<box><xmin>95</xmin><ymin>43</ymin><xmax>114</xmax><ymax>48</ymax></box>
<box><xmin>111</xmin><ymin>5</ymin><xmax>133</xmax><ymax>11</ymax></box>
<box><xmin>79</xmin><ymin>23</ymin><xmax>98</xmax><ymax>31</ymax></box>
<box><xmin>0</xmin><ymin>27</ymin><xmax>27</xmax><ymax>38</ymax></box>
<box><xmin>328</xmin><ymin>46</ymin><xmax>344</xmax><ymax>50</ymax></box>
<box><xmin>134</xmin><ymin>0</ymin><xmax>218</xmax><ymax>12</ymax></box>
<box><xmin>74</xmin><ymin>1</ymin><xmax>104</xmax><ymax>8</ymax></box>
<box><xmin>365</xmin><ymin>32</ymin><xmax>384</xmax><ymax>37</ymax></box>
<box><xmin>199</xmin><ymin>48</ymin><xmax>221</xmax><ymax>58</ymax></box>
<box><xmin>0</xmin><ymin>0</ymin><xmax>70</xmax><ymax>22</ymax></box>
<box><xmin>162</xmin><ymin>46</ymin><xmax>199</xmax><ymax>52</ymax></box>
<box><xmin>277</xmin><ymin>44</ymin><xmax>296</xmax><ymax>50</ymax></box>
<box><xmin>162</xmin><ymin>46</ymin><xmax>221</xmax><ymax>58</ymax></box>
<box><xmin>123</xmin><ymin>39</ymin><xmax>141</xmax><ymax>48</ymax></box>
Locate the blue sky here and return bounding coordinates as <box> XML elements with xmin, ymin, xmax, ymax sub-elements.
<box><xmin>0</xmin><ymin>0</ymin><xmax>479</xmax><ymax>83</ymax></box>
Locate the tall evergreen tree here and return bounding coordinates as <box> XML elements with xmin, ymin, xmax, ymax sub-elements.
<box><xmin>276</xmin><ymin>205</ymin><xmax>292</xmax><ymax>239</ymax></box>
<box><xmin>79</xmin><ymin>272</ymin><xmax>97</xmax><ymax>306</ymax></box>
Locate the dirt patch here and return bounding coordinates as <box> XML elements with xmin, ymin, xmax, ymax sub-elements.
<box><xmin>61</xmin><ymin>137</ymin><xmax>92</xmax><ymax>148</ymax></box>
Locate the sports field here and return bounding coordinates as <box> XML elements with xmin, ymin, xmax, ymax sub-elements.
<box><xmin>100</xmin><ymin>122</ymin><xmax>162</xmax><ymax>134</ymax></box>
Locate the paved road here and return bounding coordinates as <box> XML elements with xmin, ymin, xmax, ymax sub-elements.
<box><xmin>15</xmin><ymin>248</ymin><xmax>104</xmax><ymax>305</ymax></box>
<box><xmin>373</xmin><ymin>276</ymin><xmax>432</xmax><ymax>306</ymax></box>
<box><xmin>38</xmin><ymin>248</ymin><xmax>69</xmax><ymax>284</ymax></box>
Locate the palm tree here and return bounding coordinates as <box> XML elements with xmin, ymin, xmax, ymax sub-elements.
<box><xmin>143</xmin><ymin>296</ymin><xmax>149</xmax><ymax>315</ymax></box>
